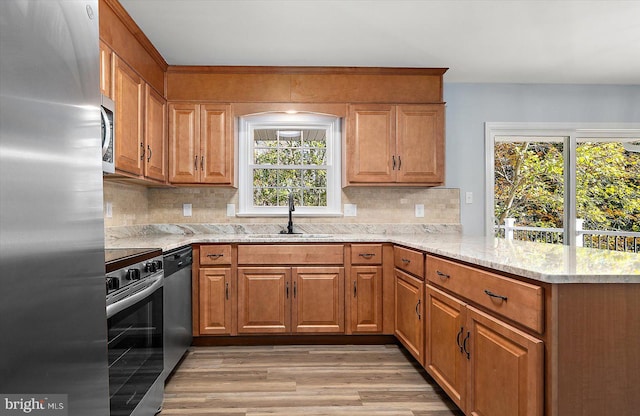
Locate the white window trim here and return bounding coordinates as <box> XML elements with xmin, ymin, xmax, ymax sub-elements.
<box><xmin>237</xmin><ymin>112</ymin><xmax>342</xmax><ymax>217</ymax></box>
<box><xmin>485</xmin><ymin>122</ymin><xmax>640</xmax><ymax>239</ymax></box>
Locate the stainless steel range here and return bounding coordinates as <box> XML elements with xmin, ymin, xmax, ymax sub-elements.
<box><xmin>105</xmin><ymin>248</ymin><xmax>164</xmax><ymax>416</ymax></box>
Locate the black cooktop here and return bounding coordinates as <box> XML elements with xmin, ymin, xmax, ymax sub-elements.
<box><xmin>105</xmin><ymin>248</ymin><xmax>162</xmax><ymax>273</ymax></box>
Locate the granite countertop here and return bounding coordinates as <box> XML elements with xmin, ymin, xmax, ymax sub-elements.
<box><xmin>105</xmin><ymin>224</ymin><xmax>639</xmax><ymax>284</ymax></box>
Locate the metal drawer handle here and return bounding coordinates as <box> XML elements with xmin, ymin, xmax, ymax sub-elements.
<box><xmin>436</xmin><ymin>270</ymin><xmax>450</xmax><ymax>280</ymax></box>
<box><xmin>462</xmin><ymin>331</ymin><xmax>470</xmax><ymax>359</ymax></box>
<box><xmin>484</xmin><ymin>289</ymin><xmax>508</xmax><ymax>302</ymax></box>
<box><xmin>358</xmin><ymin>253</ymin><xmax>375</xmax><ymax>259</ymax></box>
<box><xmin>415</xmin><ymin>299</ymin><xmax>421</xmax><ymax>320</ymax></box>
<box><xmin>392</xmin><ymin>155</ymin><xmax>396</xmax><ymax>170</ymax></box>
<box><xmin>147</xmin><ymin>145</ymin><xmax>152</xmax><ymax>162</ymax></box>
<box><xmin>194</xmin><ymin>155</ymin><xmax>198</xmax><ymax>170</ymax></box>
<box><xmin>398</xmin><ymin>155</ymin><xmax>402</xmax><ymax>170</ymax></box>
<box><xmin>456</xmin><ymin>326</ymin><xmax>464</xmax><ymax>353</ymax></box>
<box><xmin>401</xmin><ymin>258</ymin><xmax>411</xmax><ymax>264</ymax></box>
<box><xmin>207</xmin><ymin>253</ymin><xmax>224</xmax><ymax>259</ymax></box>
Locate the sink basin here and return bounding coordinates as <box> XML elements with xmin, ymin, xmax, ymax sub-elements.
<box><xmin>249</xmin><ymin>233</ymin><xmax>333</xmax><ymax>239</ymax></box>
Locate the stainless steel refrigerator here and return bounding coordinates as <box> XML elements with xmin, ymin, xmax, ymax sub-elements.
<box><xmin>0</xmin><ymin>1</ymin><xmax>110</xmax><ymax>415</ymax></box>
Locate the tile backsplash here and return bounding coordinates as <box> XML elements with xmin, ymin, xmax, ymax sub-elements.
<box><xmin>103</xmin><ymin>181</ymin><xmax>460</xmax><ymax>227</ymax></box>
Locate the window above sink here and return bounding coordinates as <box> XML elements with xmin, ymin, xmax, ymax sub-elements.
<box><xmin>237</xmin><ymin>112</ymin><xmax>342</xmax><ymax>217</ymax></box>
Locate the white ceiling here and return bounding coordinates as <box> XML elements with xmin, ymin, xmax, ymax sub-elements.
<box><xmin>119</xmin><ymin>0</ymin><xmax>640</xmax><ymax>84</ymax></box>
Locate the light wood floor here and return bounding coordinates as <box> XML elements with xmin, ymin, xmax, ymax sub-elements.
<box><xmin>161</xmin><ymin>344</ymin><xmax>464</xmax><ymax>416</ymax></box>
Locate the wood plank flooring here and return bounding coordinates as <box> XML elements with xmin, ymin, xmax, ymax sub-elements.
<box><xmin>161</xmin><ymin>344</ymin><xmax>464</xmax><ymax>416</ymax></box>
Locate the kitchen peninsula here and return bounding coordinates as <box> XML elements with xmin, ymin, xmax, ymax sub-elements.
<box><xmin>105</xmin><ymin>224</ymin><xmax>639</xmax><ymax>416</ymax></box>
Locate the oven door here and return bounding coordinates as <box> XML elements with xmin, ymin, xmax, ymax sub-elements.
<box><xmin>107</xmin><ymin>274</ymin><xmax>163</xmax><ymax>416</ymax></box>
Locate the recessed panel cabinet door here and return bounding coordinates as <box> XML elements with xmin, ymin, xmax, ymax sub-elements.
<box><xmin>425</xmin><ymin>285</ymin><xmax>467</xmax><ymax>412</ymax></box>
<box><xmin>199</xmin><ymin>268</ymin><xmax>232</xmax><ymax>335</ymax></box>
<box><xmin>350</xmin><ymin>266</ymin><xmax>383</xmax><ymax>333</ymax></box>
<box><xmin>201</xmin><ymin>104</ymin><xmax>233</xmax><ymax>184</ymax></box>
<box><xmin>237</xmin><ymin>267</ymin><xmax>291</xmax><ymax>334</ymax></box>
<box><xmin>347</xmin><ymin>105</ymin><xmax>395</xmax><ymax>183</ymax></box>
<box><xmin>114</xmin><ymin>56</ymin><xmax>144</xmax><ymax>176</ymax></box>
<box><xmin>144</xmin><ymin>85</ymin><xmax>167</xmax><ymax>182</ymax></box>
<box><xmin>394</xmin><ymin>269</ymin><xmax>424</xmax><ymax>364</ymax></box>
<box><xmin>293</xmin><ymin>267</ymin><xmax>344</xmax><ymax>333</ymax></box>
<box><xmin>396</xmin><ymin>104</ymin><xmax>444</xmax><ymax>184</ymax></box>
<box><xmin>466</xmin><ymin>305</ymin><xmax>543</xmax><ymax>416</ymax></box>
<box><xmin>169</xmin><ymin>103</ymin><xmax>199</xmax><ymax>183</ymax></box>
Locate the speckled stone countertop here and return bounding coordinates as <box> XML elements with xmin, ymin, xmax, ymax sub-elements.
<box><xmin>105</xmin><ymin>223</ymin><xmax>639</xmax><ymax>284</ymax></box>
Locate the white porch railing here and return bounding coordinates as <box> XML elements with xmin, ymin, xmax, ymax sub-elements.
<box><xmin>495</xmin><ymin>218</ymin><xmax>640</xmax><ymax>253</ymax></box>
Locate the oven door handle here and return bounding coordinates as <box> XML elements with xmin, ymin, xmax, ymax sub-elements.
<box><xmin>106</xmin><ymin>274</ymin><xmax>163</xmax><ymax>318</ymax></box>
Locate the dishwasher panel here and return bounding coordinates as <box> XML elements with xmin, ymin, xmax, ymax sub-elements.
<box><xmin>162</xmin><ymin>246</ymin><xmax>193</xmax><ymax>381</ymax></box>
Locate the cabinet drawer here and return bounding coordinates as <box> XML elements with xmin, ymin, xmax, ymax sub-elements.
<box><xmin>351</xmin><ymin>244</ymin><xmax>382</xmax><ymax>265</ymax></box>
<box><xmin>200</xmin><ymin>245</ymin><xmax>232</xmax><ymax>265</ymax></box>
<box><xmin>238</xmin><ymin>244</ymin><xmax>344</xmax><ymax>265</ymax></box>
<box><xmin>426</xmin><ymin>255</ymin><xmax>544</xmax><ymax>333</ymax></box>
<box><xmin>394</xmin><ymin>246</ymin><xmax>424</xmax><ymax>279</ymax></box>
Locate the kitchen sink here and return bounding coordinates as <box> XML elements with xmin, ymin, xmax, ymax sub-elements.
<box><xmin>249</xmin><ymin>233</ymin><xmax>333</xmax><ymax>239</ymax></box>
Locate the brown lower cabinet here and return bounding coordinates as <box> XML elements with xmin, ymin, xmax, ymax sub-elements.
<box><xmin>394</xmin><ymin>269</ymin><xmax>424</xmax><ymax>364</ymax></box>
<box><xmin>426</xmin><ymin>285</ymin><xmax>543</xmax><ymax>416</ymax></box>
<box><xmin>237</xmin><ymin>266</ymin><xmax>344</xmax><ymax>334</ymax></box>
<box><xmin>198</xmin><ymin>267</ymin><xmax>232</xmax><ymax>335</ymax></box>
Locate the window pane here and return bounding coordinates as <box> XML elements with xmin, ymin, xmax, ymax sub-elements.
<box><xmin>254</xmin><ymin>188</ymin><xmax>277</xmax><ymax>206</ymax></box>
<box><xmin>576</xmin><ymin>141</ymin><xmax>640</xmax><ymax>232</ymax></box>
<box><xmin>276</xmin><ymin>169</ymin><xmax>301</xmax><ymax>188</ymax></box>
<box><xmin>253</xmin><ymin>168</ymin><xmax>277</xmax><ymax>186</ymax></box>
<box><xmin>494</xmin><ymin>140</ymin><xmax>564</xmax><ymax>237</ymax></box>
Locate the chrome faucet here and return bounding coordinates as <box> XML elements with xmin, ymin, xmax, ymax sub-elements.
<box><xmin>281</xmin><ymin>191</ymin><xmax>296</xmax><ymax>234</ymax></box>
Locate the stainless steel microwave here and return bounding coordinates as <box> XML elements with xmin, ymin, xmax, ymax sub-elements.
<box><xmin>101</xmin><ymin>95</ymin><xmax>115</xmax><ymax>174</ymax></box>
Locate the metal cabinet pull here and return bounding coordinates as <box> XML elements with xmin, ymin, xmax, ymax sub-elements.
<box><xmin>194</xmin><ymin>155</ymin><xmax>198</xmax><ymax>170</ymax></box>
<box><xmin>436</xmin><ymin>270</ymin><xmax>450</xmax><ymax>280</ymax></box>
<box><xmin>147</xmin><ymin>145</ymin><xmax>152</xmax><ymax>162</ymax></box>
<box><xmin>402</xmin><ymin>258</ymin><xmax>411</xmax><ymax>264</ymax></box>
<box><xmin>353</xmin><ymin>281</ymin><xmax>357</xmax><ymax>297</ymax></box>
<box><xmin>484</xmin><ymin>289</ymin><xmax>508</xmax><ymax>302</ymax></box>
<box><xmin>201</xmin><ymin>155</ymin><xmax>204</xmax><ymax>170</ymax></box>
<box><xmin>456</xmin><ymin>326</ymin><xmax>464</xmax><ymax>353</ymax></box>
<box><xmin>286</xmin><ymin>281</ymin><xmax>289</xmax><ymax>299</ymax></box>
<box><xmin>398</xmin><ymin>155</ymin><xmax>402</xmax><ymax>170</ymax></box>
<box><xmin>415</xmin><ymin>299</ymin><xmax>421</xmax><ymax>320</ymax></box>
<box><xmin>462</xmin><ymin>331</ymin><xmax>470</xmax><ymax>359</ymax></box>
<box><xmin>140</xmin><ymin>142</ymin><xmax>145</xmax><ymax>160</ymax></box>
<box><xmin>293</xmin><ymin>281</ymin><xmax>297</xmax><ymax>298</ymax></box>
<box><xmin>358</xmin><ymin>253</ymin><xmax>375</xmax><ymax>259</ymax></box>
<box><xmin>206</xmin><ymin>253</ymin><xmax>223</xmax><ymax>259</ymax></box>
<box><xmin>225</xmin><ymin>282</ymin><xmax>229</xmax><ymax>300</ymax></box>
<box><xmin>392</xmin><ymin>155</ymin><xmax>396</xmax><ymax>170</ymax></box>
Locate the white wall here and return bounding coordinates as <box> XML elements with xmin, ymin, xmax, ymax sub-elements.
<box><xmin>443</xmin><ymin>83</ymin><xmax>640</xmax><ymax>236</ymax></box>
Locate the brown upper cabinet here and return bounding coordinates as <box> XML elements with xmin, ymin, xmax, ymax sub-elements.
<box><xmin>110</xmin><ymin>55</ymin><xmax>167</xmax><ymax>182</ymax></box>
<box><xmin>168</xmin><ymin>103</ymin><xmax>234</xmax><ymax>185</ymax></box>
<box><xmin>113</xmin><ymin>56</ymin><xmax>144</xmax><ymax>177</ymax></box>
<box><xmin>346</xmin><ymin>104</ymin><xmax>445</xmax><ymax>186</ymax></box>
<box><xmin>99</xmin><ymin>40</ymin><xmax>112</xmax><ymax>98</ymax></box>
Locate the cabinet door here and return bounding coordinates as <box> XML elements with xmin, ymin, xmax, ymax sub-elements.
<box><xmin>350</xmin><ymin>266</ymin><xmax>383</xmax><ymax>333</ymax></box>
<box><xmin>199</xmin><ymin>268</ymin><xmax>232</xmax><ymax>335</ymax></box>
<box><xmin>144</xmin><ymin>85</ymin><xmax>167</xmax><ymax>182</ymax></box>
<box><xmin>169</xmin><ymin>103</ymin><xmax>199</xmax><ymax>183</ymax></box>
<box><xmin>113</xmin><ymin>56</ymin><xmax>144</xmax><ymax>176</ymax></box>
<box><xmin>200</xmin><ymin>104</ymin><xmax>233</xmax><ymax>184</ymax></box>
<box><xmin>293</xmin><ymin>267</ymin><xmax>344</xmax><ymax>333</ymax></box>
<box><xmin>346</xmin><ymin>104</ymin><xmax>395</xmax><ymax>183</ymax></box>
<box><xmin>425</xmin><ymin>285</ymin><xmax>467</xmax><ymax>412</ymax></box>
<box><xmin>237</xmin><ymin>267</ymin><xmax>291</xmax><ymax>334</ymax></box>
<box><xmin>99</xmin><ymin>40</ymin><xmax>112</xmax><ymax>98</ymax></box>
<box><xmin>396</xmin><ymin>104</ymin><xmax>444</xmax><ymax>184</ymax></box>
<box><xmin>394</xmin><ymin>269</ymin><xmax>424</xmax><ymax>364</ymax></box>
<box><xmin>466</xmin><ymin>306</ymin><xmax>543</xmax><ymax>416</ymax></box>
